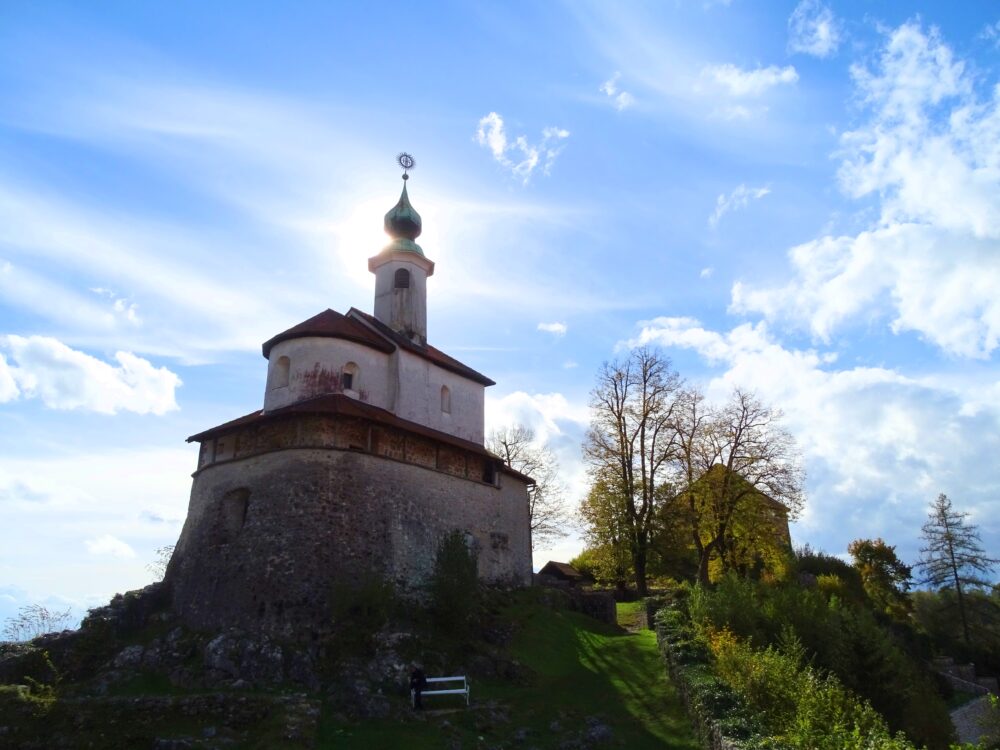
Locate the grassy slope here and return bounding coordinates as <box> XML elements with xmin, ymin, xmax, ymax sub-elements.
<box><xmin>321</xmin><ymin>596</ymin><xmax>698</xmax><ymax>749</ymax></box>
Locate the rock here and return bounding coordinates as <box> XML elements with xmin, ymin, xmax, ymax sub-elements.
<box><xmin>112</xmin><ymin>644</ymin><xmax>144</xmax><ymax>669</ymax></box>
<box><xmin>583</xmin><ymin>716</ymin><xmax>614</xmax><ymax>745</ymax></box>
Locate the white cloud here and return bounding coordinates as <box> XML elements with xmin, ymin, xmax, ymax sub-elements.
<box><xmin>788</xmin><ymin>0</ymin><xmax>843</xmax><ymax>58</ymax></box>
<box><xmin>0</xmin><ymin>446</ymin><xmax>195</xmax><ymax>615</ymax></box>
<box><xmin>625</xmin><ymin>317</ymin><xmax>1000</xmax><ymax>555</ymax></box>
<box><xmin>85</xmin><ymin>534</ymin><xmax>136</xmax><ymax>559</ymax></box>
<box><xmin>0</xmin><ymin>354</ymin><xmax>18</xmax><ymax>402</ymax></box>
<box><xmin>0</xmin><ymin>335</ymin><xmax>181</xmax><ymax>414</ymax></box>
<box><xmin>600</xmin><ymin>72</ymin><xmax>636</xmax><ymax>111</ymax></box>
<box><xmin>709</xmin><ymin>184</ymin><xmax>771</xmax><ymax>227</ymax></box>
<box><xmin>563</xmin><ymin>360</ymin><xmax>579</xmax><ymax>369</ymax></box>
<box><xmin>700</xmin><ymin>267</ymin><xmax>714</xmax><ymax>279</ymax></box>
<box><xmin>979</xmin><ymin>20</ymin><xmax>1000</xmax><ymax>47</ymax></box>
<box><xmin>732</xmin><ymin>23</ymin><xmax>1000</xmax><ymax>358</ymax></box>
<box><xmin>91</xmin><ymin>287</ymin><xmax>141</xmax><ymax>325</ymax></box>
<box><xmin>537</xmin><ymin>321</ymin><xmax>568</xmax><ymax>336</ymax></box>
<box><xmin>475</xmin><ymin>113</ymin><xmax>570</xmax><ymax>184</ymax></box>
<box><xmin>701</xmin><ymin>64</ymin><xmax>798</xmax><ymax>96</ymax></box>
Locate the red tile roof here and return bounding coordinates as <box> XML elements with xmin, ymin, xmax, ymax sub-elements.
<box><xmin>348</xmin><ymin>309</ymin><xmax>495</xmax><ymax>386</ymax></box>
<box><xmin>185</xmin><ymin>393</ymin><xmax>532</xmax><ymax>484</ymax></box>
<box><xmin>261</xmin><ymin>309</ymin><xmax>395</xmax><ymax>358</ymax></box>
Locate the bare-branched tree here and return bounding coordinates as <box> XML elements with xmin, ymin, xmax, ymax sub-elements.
<box><xmin>583</xmin><ymin>347</ymin><xmax>682</xmax><ymax>595</ymax></box>
<box><xmin>681</xmin><ymin>389</ymin><xmax>805</xmax><ymax>584</ymax></box>
<box><xmin>488</xmin><ymin>425</ymin><xmax>569</xmax><ymax>551</ymax></box>
<box><xmin>147</xmin><ymin>545</ymin><xmax>175</xmax><ymax>582</ymax></box>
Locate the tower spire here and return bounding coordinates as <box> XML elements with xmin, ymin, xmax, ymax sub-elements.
<box><xmin>369</xmin><ymin>153</ymin><xmax>435</xmax><ymax>345</ymax></box>
<box><xmin>382</xmin><ymin>152</ymin><xmax>424</xmax><ymax>255</ymax></box>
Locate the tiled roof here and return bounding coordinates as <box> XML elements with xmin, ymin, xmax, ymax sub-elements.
<box><xmin>539</xmin><ymin>561</ymin><xmax>586</xmax><ymax>580</ymax></box>
<box><xmin>348</xmin><ymin>309</ymin><xmax>495</xmax><ymax>386</ymax></box>
<box><xmin>261</xmin><ymin>309</ymin><xmax>395</xmax><ymax>358</ymax></box>
<box><xmin>185</xmin><ymin>393</ymin><xmax>532</xmax><ymax>483</ymax></box>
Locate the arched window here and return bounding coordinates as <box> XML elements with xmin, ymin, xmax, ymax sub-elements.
<box><xmin>342</xmin><ymin>362</ymin><xmax>359</xmax><ymax>391</ymax></box>
<box><xmin>273</xmin><ymin>356</ymin><xmax>290</xmax><ymax>388</ymax></box>
<box><xmin>440</xmin><ymin>385</ymin><xmax>451</xmax><ymax>414</ymax></box>
<box><xmin>394</xmin><ymin>268</ymin><xmax>410</xmax><ymax>289</ymax></box>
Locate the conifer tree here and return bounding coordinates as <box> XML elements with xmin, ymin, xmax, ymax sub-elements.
<box><xmin>915</xmin><ymin>493</ymin><xmax>999</xmax><ymax>646</ymax></box>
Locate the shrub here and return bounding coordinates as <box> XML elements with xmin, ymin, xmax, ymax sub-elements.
<box><xmin>686</xmin><ymin>575</ymin><xmax>954</xmax><ymax>748</ymax></box>
<box><xmin>708</xmin><ymin>628</ymin><xmax>917</xmax><ymax>750</ymax></box>
<box><xmin>430</xmin><ymin>530</ymin><xmax>480</xmax><ymax>635</ymax></box>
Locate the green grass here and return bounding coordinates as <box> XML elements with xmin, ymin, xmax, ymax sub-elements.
<box><xmin>319</xmin><ymin>593</ymin><xmax>698</xmax><ymax>749</ymax></box>
<box><xmin>617</xmin><ymin>600</ymin><xmax>647</xmax><ymax>630</ymax></box>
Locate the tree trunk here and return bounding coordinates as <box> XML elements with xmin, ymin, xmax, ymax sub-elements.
<box><xmin>633</xmin><ymin>547</ymin><xmax>648</xmax><ymax>597</ymax></box>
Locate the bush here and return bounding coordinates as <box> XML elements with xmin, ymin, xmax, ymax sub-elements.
<box><xmin>430</xmin><ymin>530</ymin><xmax>480</xmax><ymax>635</ymax></box>
<box><xmin>686</xmin><ymin>575</ymin><xmax>954</xmax><ymax>748</ymax></box>
<box><xmin>329</xmin><ymin>573</ymin><xmax>399</xmax><ymax>653</ymax></box>
<box><xmin>708</xmin><ymin>628</ymin><xmax>917</xmax><ymax>750</ymax></box>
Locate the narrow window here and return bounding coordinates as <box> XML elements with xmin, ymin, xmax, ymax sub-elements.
<box><xmin>273</xmin><ymin>356</ymin><xmax>290</xmax><ymax>388</ymax></box>
<box><xmin>342</xmin><ymin>362</ymin><xmax>359</xmax><ymax>392</ymax></box>
<box><xmin>440</xmin><ymin>385</ymin><xmax>451</xmax><ymax>414</ymax></box>
<box><xmin>482</xmin><ymin>460</ymin><xmax>495</xmax><ymax>485</ymax></box>
<box><xmin>394</xmin><ymin>268</ymin><xmax>410</xmax><ymax>289</ymax></box>
<box><xmin>217</xmin><ymin>487</ymin><xmax>250</xmax><ymax>543</ymax></box>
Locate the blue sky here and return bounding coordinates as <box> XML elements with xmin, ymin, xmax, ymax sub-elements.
<box><xmin>2</xmin><ymin>1</ymin><xmax>999</xmax><ymax>624</ymax></box>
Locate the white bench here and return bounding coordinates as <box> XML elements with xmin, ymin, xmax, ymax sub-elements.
<box><xmin>411</xmin><ymin>675</ymin><xmax>470</xmax><ymax>707</ymax></box>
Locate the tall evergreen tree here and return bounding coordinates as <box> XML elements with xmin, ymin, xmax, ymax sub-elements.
<box><xmin>915</xmin><ymin>494</ymin><xmax>999</xmax><ymax>646</ymax></box>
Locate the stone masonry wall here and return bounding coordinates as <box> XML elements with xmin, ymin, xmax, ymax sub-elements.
<box><xmin>169</xmin><ymin>429</ymin><xmax>532</xmax><ymax>638</ymax></box>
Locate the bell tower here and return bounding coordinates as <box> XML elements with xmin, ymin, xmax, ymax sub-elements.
<box><xmin>368</xmin><ymin>153</ymin><xmax>435</xmax><ymax>346</ymax></box>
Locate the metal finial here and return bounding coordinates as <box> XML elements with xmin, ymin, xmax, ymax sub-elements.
<box><xmin>396</xmin><ymin>152</ymin><xmax>415</xmax><ymax>180</ymax></box>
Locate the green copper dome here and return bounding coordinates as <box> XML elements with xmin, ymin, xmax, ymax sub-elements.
<box><xmin>382</xmin><ymin>182</ymin><xmax>424</xmax><ymax>256</ymax></box>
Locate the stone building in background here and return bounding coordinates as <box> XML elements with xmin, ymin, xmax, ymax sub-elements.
<box><xmin>166</xmin><ymin>167</ymin><xmax>533</xmax><ymax>637</ymax></box>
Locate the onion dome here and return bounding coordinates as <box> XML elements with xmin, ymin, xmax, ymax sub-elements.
<box><xmin>380</xmin><ymin>153</ymin><xmax>424</xmax><ymax>256</ymax></box>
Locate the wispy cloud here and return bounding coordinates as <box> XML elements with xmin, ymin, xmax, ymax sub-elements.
<box><xmin>700</xmin><ymin>267</ymin><xmax>714</xmax><ymax>279</ymax></box>
<box><xmin>0</xmin><ymin>335</ymin><xmax>180</xmax><ymax>414</ymax></box>
<box><xmin>981</xmin><ymin>20</ymin><xmax>1000</xmax><ymax>48</ymax></box>
<box><xmin>788</xmin><ymin>0</ymin><xmax>843</xmax><ymax>58</ymax></box>
<box><xmin>537</xmin><ymin>321</ymin><xmax>568</xmax><ymax>336</ymax></box>
<box><xmin>709</xmin><ymin>184</ymin><xmax>771</xmax><ymax>227</ymax></box>
<box><xmin>599</xmin><ymin>72</ymin><xmax>635</xmax><ymax>111</ymax></box>
<box><xmin>475</xmin><ymin>112</ymin><xmax>570</xmax><ymax>184</ymax></box>
<box><xmin>701</xmin><ymin>64</ymin><xmax>798</xmax><ymax>96</ymax></box>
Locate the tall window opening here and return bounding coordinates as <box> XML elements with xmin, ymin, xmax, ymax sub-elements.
<box><xmin>342</xmin><ymin>362</ymin><xmax>359</xmax><ymax>391</ymax></box>
<box><xmin>217</xmin><ymin>487</ymin><xmax>250</xmax><ymax>544</ymax></box>
<box><xmin>394</xmin><ymin>268</ymin><xmax>410</xmax><ymax>289</ymax></box>
<box><xmin>273</xmin><ymin>356</ymin><xmax>290</xmax><ymax>388</ymax></box>
<box><xmin>440</xmin><ymin>385</ymin><xmax>451</xmax><ymax>414</ymax></box>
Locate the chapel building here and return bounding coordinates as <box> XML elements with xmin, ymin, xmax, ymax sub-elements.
<box><xmin>166</xmin><ymin>166</ymin><xmax>533</xmax><ymax>636</ymax></box>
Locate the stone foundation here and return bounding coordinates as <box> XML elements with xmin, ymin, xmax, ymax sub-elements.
<box><xmin>168</xmin><ymin>439</ymin><xmax>532</xmax><ymax>637</ymax></box>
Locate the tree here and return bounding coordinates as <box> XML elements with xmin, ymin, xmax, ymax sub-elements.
<box><xmin>147</xmin><ymin>545</ymin><xmax>175</xmax><ymax>582</ymax></box>
<box><xmin>487</xmin><ymin>424</ymin><xmax>569</xmax><ymax>550</ymax></box>
<box><xmin>583</xmin><ymin>347</ymin><xmax>682</xmax><ymax>595</ymax></box>
<box><xmin>676</xmin><ymin>388</ymin><xmax>804</xmax><ymax>584</ymax></box>
<box><xmin>577</xmin><ymin>473</ymin><xmax>634</xmax><ymax>592</ymax></box>
<box><xmin>430</xmin><ymin>530</ymin><xmax>480</xmax><ymax>635</ymax></box>
<box><xmin>848</xmin><ymin>538</ymin><xmax>913</xmax><ymax>618</ymax></box>
<box><xmin>915</xmin><ymin>493</ymin><xmax>999</xmax><ymax>646</ymax></box>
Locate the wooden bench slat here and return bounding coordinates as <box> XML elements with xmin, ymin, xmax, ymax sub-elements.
<box><xmin>411</xmin><ymin>675</ymin><xmax>470</xmax><ymax>707</ymax></box>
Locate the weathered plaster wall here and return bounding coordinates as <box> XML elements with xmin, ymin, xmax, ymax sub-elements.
<box><xmin>170</xmin><ymin>437</ymin><xmax>531</xmax><ymax>637</ymax></box>
<box><xmin>263</xmin><ymin>338</ymin><xmax>391</xmax><ymax>413</ymax></box>
<box><xmin>372</xmin><ymin>256</ymin><xmax>429</xmax><ymax>343</ymax></box>
<box><xmin>259</xmin><ymin>335</ymin><xmax>485</xmax><ymax>445</ymax></box>
<box><xmin>394</xmin><ymin>349</ymin><xmax>485</xmax><ymax>444</ymax></box>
